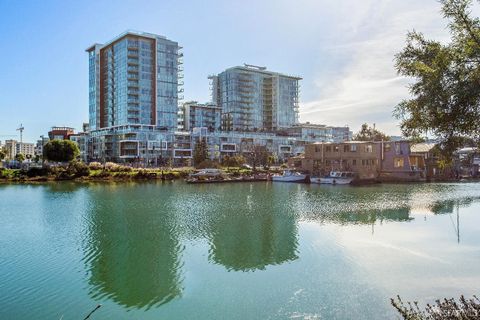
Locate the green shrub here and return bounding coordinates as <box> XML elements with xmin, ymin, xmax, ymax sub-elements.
<box><xmin>391</xmin><ymin>295</ymin><xmax>480</xmax><ymax>319</ymax></box>
<box><xmin>26</xmin><ymin>167</ymin><xmax>49</xmax><ymax>177</ymax></box>
<box><xmin>104</xmin><ymin>162</ymin><xmax>133</xmax><ymax>172</ymax></box>
<box><xmin>90</xmin><ymin>170</ymin><xmax>110</xmax><ymax>178</ymax></box>
<box><xmin>135</xmin><ymin>169</ymin><xmax>156</xmax><ymax>179</ymax></box>
<box><xmin>88</xmin><ymin>162</ymin><xmax>102</xmax><ymax>170</ymax></box>
<box><xmin>113</xmin><ymin>172</ymin><xmax>133</xmax><ymax>179</ymax></box>
<box><xmin>197</xmin><ymin>159</ymin><xmax>221</xmax><ymax>169</ymax></box>
<box><xmin>66</xmin><ymin>161</ymin><xmax>90</xmax><ymax>178</ymax></box>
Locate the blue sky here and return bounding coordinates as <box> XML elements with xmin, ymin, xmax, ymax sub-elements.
<box><xmin>0</xmin><ymin>0</ymin><xmax>460</xmax><ymax>142</ymax></box>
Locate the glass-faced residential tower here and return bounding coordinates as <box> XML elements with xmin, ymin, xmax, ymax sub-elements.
<box><xmin>209</xmin><ymin>64</ymin><xmax>301</xmax><ymax>132</ymax></box>
<box><xmin>86</xmin><ymin>31</ymin><xmax>182</xmax><ymax>131</ymax></box>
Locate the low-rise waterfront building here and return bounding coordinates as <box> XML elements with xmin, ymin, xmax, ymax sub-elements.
<box><xmin>69</xmin><ymin>132</ymin><xmax>89</xmax><ymax>162</ymax></box>
<box><xmin>284</xmin><ymin>123</ymin><xmax>352</xmax><ymax>142</ymax></box>
<box><xmin>378</xmin><ymin>141</ymin><xmax>426</xmax><ymax>182</ymax></box>
<box><xmin>294</xmin><ymin>140</ymin><xmax>429</xmax><ymax>181</ymax></box>
<box><xmin>299</xmin><ymin>141</ymin><xmax>380</xmax><ymax>179</ymax></box>
<box><xmin>34</xmin><ymin>136</ymin><xmax>50</xmax><ymax>157</ymax></box>
<box><xmin>85</xmin><ymin>124</ymin><xmax>351</xmax><ymax>166</ymax></box>
<box><xmin>181</xmin><ymin>101</ymin><xmax>221</xmax><ymax>132</ymax></box>
<box><xmin>48</xmin><ymin>126</ymin><xmax>75</xmax><ymax>140</ymax></box>
<box><xmin>3</xmin><ymin>140</ymin><xmax>35</xmax><ymax>160</ymax></box>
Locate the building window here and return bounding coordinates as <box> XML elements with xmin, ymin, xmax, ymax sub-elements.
<box><xmin>326</xmin><ymin>146</ymin><xmax>331</xmax><ymax>152</ymax></box>
<box><xmin>365</xmin><ymin>144</ymin><xmax>373</xmax><ymax>153</ymax></box>
<box><xmin>334</xmin><ymin>145</ymin><xmax>339</xmax><ymax>152</ymax></box>
<box><xmin>350</xmin><ymin>144</ymin><xmax>357</xmax><ymax>152</ymax></box>
<box><xmin>394</xmin><ymin>157</ymin><xmax>404</xmax><ymax>168</ymax></box>
<box><xmin>384</xmin><ymin>143</ymin><xmax>391</xmax><ymax>152</ymax></box>
<box><xmin>352</xmin><ymin>159</ymin><xmax>357</xmax><ymax>166</ymax></box>
<box><xmin>344</xmin><ymin>145</ymin><xmax>349</xmax><ymax>152</ymax></box>
<box><xmin>395</xmin><ymin>143</ymin><xmax>402</xmax><ymax>155</ymax></box>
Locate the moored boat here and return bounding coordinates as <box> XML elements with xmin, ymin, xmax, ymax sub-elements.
<box><xmin>311</xmin><ymin>171</ymin><xmax>355</xmax><ymax>185</ymax></box>
<box><xmin>272</xmin><ymin>170</ymin><xmax>308</xmax><ymax>183</ymax></box>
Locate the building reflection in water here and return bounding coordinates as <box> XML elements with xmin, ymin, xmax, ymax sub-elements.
<box><xmin>313</xmin><ymin>207</ymin><xmax>413</xmax><ymax>225</ymax></box>
<box><xmin>207</xmin><ymin>183</ymin><xmax>299</xmax><ymax>271</ymax></box>
<box><xmin>83</xmin><ymin>184</ymin><xmax>183</xmax><ymax>310</ymax></box>
<box><xmin>208</xmin><ymin>213</ymin><xmax>299</xmax><ymax>271</ymax></box>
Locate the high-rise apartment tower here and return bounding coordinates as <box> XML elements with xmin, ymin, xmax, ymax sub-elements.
<box><xmin>86</xmin><ymin>31</ymin><xmax>182</xmax><ymax>131</ymax></box>
<box><xmin>209</xmin><ymin>64</ymin><xmax>301</xmax><ymax>132</ymax></box>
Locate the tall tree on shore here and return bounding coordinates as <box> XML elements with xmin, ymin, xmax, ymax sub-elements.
<box><xmin>43</xmin><ymin>140</ymin><xmax>80</xmax><ymax>162</ymax></box>
<box><xmin>245</xmin><ymin>145</ymin><xmax>269</xmax><ymax>170</ymax></box>
<box><xmin>193</xmin><ymin>138</ymin><xmax>208</xmax><ymax>167</ymax></box>
<box><xmin>353</xmin><ymin>123</ymin><xmax>390</xmax><ymax>141</ymax></box>
<box><xmin>395</xmin><ymin>0</ymin><xmax>480</xmax><ymax>157</ymax></box>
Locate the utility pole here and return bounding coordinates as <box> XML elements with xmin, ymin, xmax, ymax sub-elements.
<box><xmin>17</xmin><ymin>124</ymin><xmax>24</xmax><ymax>143</ymax></box>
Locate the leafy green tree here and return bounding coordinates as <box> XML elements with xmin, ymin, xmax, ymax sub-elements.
<box><xmin>15</xmin><ymin>153</ymin><xmax>25</xmax><ymax>162</ymax></box>
<box><xmin>267</xmin><ymin>155</ymin><xmax>275</xmax><ymax>168</ymax></box>
<box><xmin>353</xmin><ymin>123</ymin><xmax>390</xmax><ymax>141</ymax></box>
<box><xmin>222</xmin><ymin>155</ymin><xmax>246</xmax><ymax>167</ymax></box>
<box><xmin>0</xmin><ymin>149</ymin><xmax>5</xmax><ymax>161</ymax></box>
<box><xmin>193</xmin><ymin>138</ymin><xmax>208</xmax><ymax>167</ymax></box>
<box><xmin>395</xmin><ymin>0</ymin><xmax>480</xmax><ymax>157</ymax></box>
<box><xmin>43</xmin><ymin>140</ymin><xmax>80</xmax><ymax>162</ymax></box>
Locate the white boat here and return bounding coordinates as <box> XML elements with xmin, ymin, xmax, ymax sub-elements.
<box><xmin>311</xmin><ymin>171</ymin><xmax>355</xmax><ymax>185</ymax></box>
<box><xmin>189</xmin><ymin>168</ymin><xmax>224</xmax><ymax>177</ymax></box>
<box><xmin>272</xmin><ymin>170</ymin><xmax>308</xmax><ymax>183</ymax></box>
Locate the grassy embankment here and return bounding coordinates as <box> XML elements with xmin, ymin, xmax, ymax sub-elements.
<box><xmin>0</xmin><ymin>162</ymin><xmax>266</xmax><ymax>183</ymax></box>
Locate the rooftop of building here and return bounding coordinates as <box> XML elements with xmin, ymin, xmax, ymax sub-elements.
<box><xmin>217</xmin><ymin>64</ymin><xmax>302</xmax><ymax>80</ymax></box>
<box><xmin>410</xmin><ymin>142</ymin><xmax>437</xmax><ymax>153</ymax></box>
<box><xmin>183</xmin><ymin>101</ymin><xmax>221</xmax><ymax>109</ymax></box>
<box><xmin>50</xmin><ymin>126</ymin><xmax>75</xmax><ymax>131</ymax></box>
<box><xmin>86</xmin><ymin>30</ymin><xmax>176</xmax><ymax>52</ymax></box>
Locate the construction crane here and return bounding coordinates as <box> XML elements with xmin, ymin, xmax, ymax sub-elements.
<box><xmin>17</xmin><ymin>124</ymin><xmax>24</xmax><ymax>143</ymax></box>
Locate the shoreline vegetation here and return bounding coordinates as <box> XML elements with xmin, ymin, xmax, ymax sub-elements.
<box><xmin>0</xmin><ymin>161</ymin><xmax>275</xmax><ymax>184</ymax></box>
<box><xmin>0</xmin><ymin>162</ymin><xmax>474</xmax><ymax>185</ymax></box>
<box><xmin>392</xmin><ymin>295</ymin><xmax>480</xmax><ymax>319</ymax></box>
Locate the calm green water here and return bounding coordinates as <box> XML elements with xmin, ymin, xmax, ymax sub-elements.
<box><xmin>0</xmin><ymin>181</ymin><xmax>479</xmax><ymax>319</ymax></box>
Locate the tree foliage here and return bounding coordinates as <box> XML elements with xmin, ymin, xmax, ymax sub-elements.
<box><xmin>193</xmin><ymin>138</ymin><xmax>208</xmax><ymax>167</ymax></box>
<box><xmin>245</xmin><ymin>145</ymin><xmax>270</xmax><ymax>170</ymax></box>
<box><xmin>395</xmin><ymin>0</ymin><xmax>480</xmax><ymax>157</ymax></box>
<box><xmin>15</xmin><ymin>153</ymin><xmax>25</xmax><ymax>162</ymax></box>
<box><xmin>222</xmin><ymin>155</ymin><xmax>246</xmax><ymax>167</ymax></box>
<box><xmin>353</xmin><ymin>123</ymin><xmax>390</xmax><ymax>141</ymax></box>
<box><xmin>0</xmin><ymin>149</ymin><xmax>5</xmax><ymax>160</ymax></box>
<box><xmin>43</xmin><ymin>140</ymin><xmax>80</xmax><ymax>162</ymax></box>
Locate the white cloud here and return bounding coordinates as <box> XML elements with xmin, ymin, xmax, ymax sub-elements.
<box><xmin>299</xmin><ymin>0</ymin><xmax>450</xmax><ymax>134</ymax></box>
